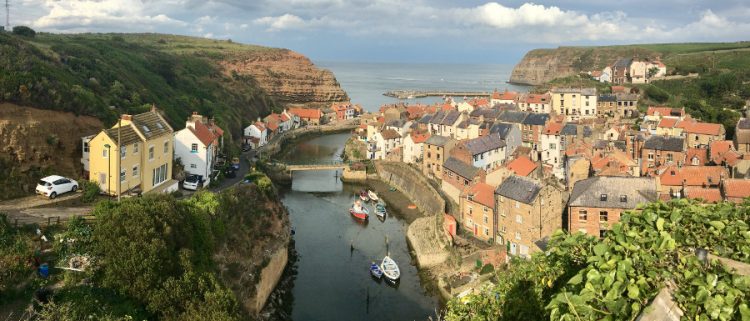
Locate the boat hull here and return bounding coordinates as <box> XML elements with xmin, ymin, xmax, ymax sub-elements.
<box><xmin>349</xmin><ymin>209</ymin><xmax>369</xmax><ymax>220</ymax></box>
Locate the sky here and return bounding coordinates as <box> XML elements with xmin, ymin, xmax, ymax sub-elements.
<box><xmin>8</xmin><ymin>0</ymin><xmax>750</xmax><ymax>63</ymax></box>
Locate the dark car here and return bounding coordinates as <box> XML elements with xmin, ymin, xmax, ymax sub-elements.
<box><xmin>224</xmin><ymin>168</ymin><xmax>237</xmax><ymax>178</ymax></box>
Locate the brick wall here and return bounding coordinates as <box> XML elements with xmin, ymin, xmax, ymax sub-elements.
<box><xmin>568</xmin><ymin>205</ymin><xmax>625</xmax><ymax>237</ymax></box>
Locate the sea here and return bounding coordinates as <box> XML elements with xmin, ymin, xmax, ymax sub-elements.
<box><xmin>315</xmin><ymin>61</ymin><xmax>530</xmax><ymax>112</ymax></box>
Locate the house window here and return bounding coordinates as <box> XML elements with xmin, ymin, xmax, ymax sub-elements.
<box><xmin>191</xmin><ymin>143</ymin><xmax>198</xmax><ymax>153</ymax></box>
<box><xmin>120</xmin><ymin>146</ymin><xmax>127</xmax><ymax>159</ymax></box>
<box><xmin>149</xmin><ymin>146</ymin><xmax>154</xmax><ymax>160</ymax></box>
<box><xmin>102</xmin><ymin>148</ymin><xmax>108</xmax><ymax>158</ymax></box>
<box><xmin>152</xmin><ymin>163</ymin><xmax>168</xmax><ymax>187</ymax></box>
<box><xmin>483</xmin><ymin>206</ymin><xmax>488</xmax><ymax>213</ymax></box>
<box><xmin>578</xmin><ymin>210</ymin><xmax>588</xmax><ymax>221</ymax></box>
<box><xmin>648</xmin><ymin>153</ymin><xmax>654</xmax><ymax>160</ymax></box>
<box><xmin>599</xmin><ymin>229</ymin><xmax>608</xmax><ymax>238</ymax></box>
<box><xmin>190</xmin><ymin>164</ymin><xmax>197</xmax><ymax>169</ymax></box>
<box><xmin>484</xmin><ymin>228</ymin><xmax>490</xmax><ymax>236</ymax></box>
<box><xmin>483</xmin><ymin>215</ymin><xmax>488</xmax><ymax>224</ymax></box>
<box><xmin>515</xmin><ymin>201</ymin><xmax>520</xmax><ymax>208</ymax></box>
<box><xmin>515</xmin><ymin>215</ymin><xmax>522</xmax><ymax>224</ymax></box>
<box><xmin>600</xmin><ymin>194</ymin><xmax>608</xmax><ymax>201</ymax></box>
<box><xmin>163</xmin><ymin>141</ymin><xmax>169</xmax><ymax>154</ymax></box>
<box><xmin>83</xmin><ymin>141</ymin><xmax>89</xmax><ymax>153</ymax></box>
<box><xmin>695</xmin><ymin>135</ymin><xmax>699</xmax><ymax>141</ymax></box>
<box><xmin>667</xmin><ymin>153</ymin><xmax>673</xmax><ymax>162</ymax></box>
<box><xmin>133</xmin><ymin>143</ymin><xmax>139</xmax><ymax>154</ymax></box>
<box><xmin>600</xmin><ymin>211</ymin><xmax>609</xmax><ymax>222</ymax></box>
<box><xmin>132</xmin><ymin>165</ymin><xmax>139</xmax><ymax>177</ymax></box>
<box><xmin>620</xmin><ymin>195</ymin><xmax>627</xmax><ymax>202</ymax></box>
<box><xmin>120</xmin><ymin>169</ymin><xmax>126</xmax><ymax>182</ymax></box>
<box><xmin>501</xmin><ymin>226</ymin><xmax>506</xmax><ymax>233</ymax></box>
<box><xmin>515</xmin><ymin>232</ymin><xmax>521</xmax><ymax>240</ymax></box>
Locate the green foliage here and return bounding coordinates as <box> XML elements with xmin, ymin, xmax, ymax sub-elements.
<box><xmin>0</xmin><ymin>32</ymin><xmax>279</xmax><ymax>144</ymax></box>
<box><xmin>41</xmin><ymin>286</ymin><xmax>150</xmax><ymax>320</ymax></box>
<box><xmin>0</xmin><ymin>213</ymin><xmax>35</xmax><ymax>303</ymax></box>
<box><xmin>12</xmin><ymin>26</ymin><xmax>36</xmax><ymax>37</ymax></box>
<box><xmin>446</xmin><ymin>200</ymin><xmax>750</xmax><ymax>321</ymax></box>
<box><xmin>80</xmin><ymin>180</ymin><xmax>101</xmax><ymax>203</ymax></box>
<box><xmin>642</xmin><ymin>84</ymin><xmax>670</xmax><ymax>103</ymax></box>
<box><xmin>479</xmin><ymin>264</ymin><xmax>494</xmax><ymax>275</ymax></box>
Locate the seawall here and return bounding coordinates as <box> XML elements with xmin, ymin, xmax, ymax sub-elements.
<box><xmin>374</xmin><ymin>161</ymin><xmax>450</xmax><ymax>268</ymax></box>
<box><xmin>253</xmin><ymin>246</ymin><xmax>289</xmax><ymax>314</ymax></box>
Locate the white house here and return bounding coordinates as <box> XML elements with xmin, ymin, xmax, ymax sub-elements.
<box><xmin>369</xmin><ymin>129</ymin><xmax>402</xmax><ymax>160</ymax></box>
<box><xmin>540</xmin><ymin>122</ymin><xmax>564</xmax><ymax>179</ymax></box>
<box><xmin>403</xmin><ymin>131</ymin><xmax>430</xmax><ymax>164</ymax></box>
<box><xmin>243</xmin><ymin>120</ymin><xmax>267</xmax><ymax>148</ymax></box>
<box><xmin>600</xmin><ymin>66</ymin><xmax>612</xmax><ymax>83</ymax></box>
<box><xmin>81</xmin><ymin>135</ymin><xmax>95</xmax><ymax>178</ymax></box>
<box><xmin>174</xmin><ymin>113</ymin><xmax>224</xmax><ymax>184</ymax></box>
<box><xmin>456</xmin><ymin>133</ymin><xmax>507</xmax><ymax>171</ymax></box>
<box><xmin>491</xmin><ymin>90</ymin><xmax>518</xmax><ymax>106</ymax></box>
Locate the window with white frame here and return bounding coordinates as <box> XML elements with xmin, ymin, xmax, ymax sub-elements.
<box><xmin>121</xmin><ymin>146</ymin><xmax>127</xmax><ymax>159</ymax></box>
<box><xmin>163</xmin><ymin>141</ymin><xmax>169</xmax><ymax>154</ymax></box>
<box><xmin>102</xmin><ymin>148</ymin><xmax>108</xmax><ymax>158</ymax></box>
<box><xmin>515</xmin><ymin>232</ymin><xmax>521</xmax><ymax>240</ymax></box>
<box><xmin>133</xmin><ymin>143</ymin><xmax>139</xmax><ymax>154</ymax></box>
<box><xmin>149</xmin><ymin>146</ymin><xmax>154</xmax><ymax>160</ymax></box>
<box><xmin>515</xmin><ymin>215</ymin><xmax>522</xmax><ymax>224</ymax></box>
<box><xmin>132</xmin><ymin>165</ymin><xmax>139</xmax><ymax>177</ymax></box>
<box><xmin>120</xmin><ymin>169</ymin><xmax>126</xmax><ymax>182</ymax></box>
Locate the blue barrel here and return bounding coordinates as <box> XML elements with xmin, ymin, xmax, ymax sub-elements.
<box><xmin>39</xmin><ymin>264</ymin><xmax>49</xmax><ymax>278</ymax></box>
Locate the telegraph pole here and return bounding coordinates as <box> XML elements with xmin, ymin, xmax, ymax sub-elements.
<box><xmin>5</xmin><ymin>0</ymin><xmax>10</xmax><ymax>31</ymax></box>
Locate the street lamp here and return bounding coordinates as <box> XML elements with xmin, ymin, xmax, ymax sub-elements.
<box><xmin>104</xmin><ymin>144</ymin><xmax>111</xmax><ymax>198</ymax></box>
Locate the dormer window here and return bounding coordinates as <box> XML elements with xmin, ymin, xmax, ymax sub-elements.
<box><xmin>620</xmin><ymin>195</ymin><xmax>627</xmax><ymax>203</ymax></box>
<box><xmin>600</xmin><ymin>194</ymin><xmax>608</xmax><ymax>201</ymax></box>
<box><xmin>142</xmin><ymin>125</ymin><xmax>150</xmax><ymax>133</ymax></box>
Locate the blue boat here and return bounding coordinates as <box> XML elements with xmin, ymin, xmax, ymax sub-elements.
<box><xmin>370</xmin><ymin>262</ymin><xmax>383</xmax><ymax>279</ymax></box>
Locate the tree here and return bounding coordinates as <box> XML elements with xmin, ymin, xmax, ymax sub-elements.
<box><xmin>12</xmin><ymin>26</ymin><xmax>36</xmax><ymax>37</ymax></box>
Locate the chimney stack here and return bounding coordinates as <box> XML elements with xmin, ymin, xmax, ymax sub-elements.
<box><xmin>121</xmin><ymin>114</ymin><xmax>132</xmax><ymax>121</ymax></box>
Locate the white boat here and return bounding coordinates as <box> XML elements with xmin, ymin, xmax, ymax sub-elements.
<box><xmin>380</xmin><ymin>255</ymin><xmax>400</xmax><ymax>283</ymax></box>
<box><xmin>368</xmin><ymin>190</ymin><xmax>379</xmax><ymax>201</ymax></box>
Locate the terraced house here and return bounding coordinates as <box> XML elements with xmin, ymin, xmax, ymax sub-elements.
<box><xmin>87</xmin><ymin>107</ymin><xmax>176</xmax><ymax>197</ymax></box>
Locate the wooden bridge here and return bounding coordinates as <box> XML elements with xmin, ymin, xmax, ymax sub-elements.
<box><xmin>383</xmin><ymin>90</ymin><xmax>491</xmax><ymax>99</ymax></box>
<box><xmin>280</xmin><ymin>160</ymin><xmax>349</xmax><ymax>172</ymax></box>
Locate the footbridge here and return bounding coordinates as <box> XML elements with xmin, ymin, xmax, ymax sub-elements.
<box><xmin>280</xmin><ymin>160</ymin><xmax>349</xmax><ymax>172</ymax></box>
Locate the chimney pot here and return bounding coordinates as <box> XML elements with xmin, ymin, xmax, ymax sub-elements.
<box><xmin>121</xmin><ymin>114</ymin><xmax>132</xmax><ymax>121</ymax></box>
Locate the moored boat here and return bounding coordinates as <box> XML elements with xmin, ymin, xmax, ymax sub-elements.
<box><xmin>380</xmin><ymin>255</ymin><xmax>400</xmax><ymax>283</ymax></box>
<box><xmin>370</xmin><ymin>262</ymin><xmax>383</xmax><ymax>279</ymax></box>
<box><xmin>375</xmin><ymin>203</ymin><xmax>386</xmax><ymax>219</ymax></box>
<box><xmin>359</xmin><ymin>190</ymin><xmax>370</xmax><ymax>202</ymax></box>
<box><xmin>350</xmin><ymin>201</ymin><xmax>369</xmax><ymax>220</ymax></box>
<box><xmin>368</xmin><ymin>190</ymin><xmax>379</xmax><ymax>201</ymax></box>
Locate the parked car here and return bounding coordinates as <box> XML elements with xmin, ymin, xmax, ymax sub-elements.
<box><xmin>242</xmin><ymin>144</ymin><xmax>252</xmax><ymax>152</ymax></box>
<box><xmin>231</xmin><ymin>157</ymin><xmax>241</xmax><ymax>171</ymax></box>
<box><xmin>182</xmin><ymin>175</ymin><xmax>204</xmax><ymax>191</ymax></box>
<box><xmin>36</xmin><ymin>175</ymin><xmax>78</xmax><ymax>199</ymax></box>
<box><xmin>224</xmin><ymin>168</ymin><xmax>237</xmax><ymax>179</ymax></box>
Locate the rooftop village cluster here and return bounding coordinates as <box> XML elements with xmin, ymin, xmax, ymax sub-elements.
<box><xmin>79</xmin><ymin>104</ymin><xmax>361</xmax><ymax>197</ymax></box>
<box><xmin>360</xmin><ymin>88</ymin><xmax>750</xmax><ymax>259</ymax></box>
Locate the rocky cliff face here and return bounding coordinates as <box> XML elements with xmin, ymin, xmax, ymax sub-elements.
<box><xmin>0</xmin><ymin>103</ymin><xmax>102</xmax><ymax>199</ymax></box>
<box><xmin>510</xmin><ymin>46</ymin><xmax>661</xmax><ymax>85</ymax></box>
<box><xmin>221</xmin><ymin>49</ymin><xmax>349</xmax><ymax>108</ymax></box>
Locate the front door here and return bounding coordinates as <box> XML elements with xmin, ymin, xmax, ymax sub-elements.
<box><xmin>99</xmin><ymin>173</ymin><xmax>107</xmax><ymax>192</ymax></box>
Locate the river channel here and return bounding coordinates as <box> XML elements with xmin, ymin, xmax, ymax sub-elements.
<box><xmin>275</xmin><ymin>132</ymin><xmax>439</xmax><ymax>321</ymax></box>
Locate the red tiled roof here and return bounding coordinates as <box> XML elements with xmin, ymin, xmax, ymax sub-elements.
<box><xmin>494</xmin><ymin>90</ymin><xmax>517</xmax><ymax>101</ymax></box>
<box><xmin>611</xmin><ymin>86</ymin><xmax>627</xmax><ymax>93</ymax></box>
<box><xmin>411</xmin><ymin>131</ymin><xmax>431</xmax><ymax>144</ymax></box>
<box><xmin>677</xmin><ymin>120</ymin><xmax>723</xmax><ymax>136</ymax></box>
<box><xmin>659</xmin><ymin>166</ymin><xmax>728</xmax><ymax>187</ymax></box>
<box><xmin>685</xmin><ymin>187</ymin><xmax>723</xmax><ymax>203</ymax></box>
<box><xmin>281</xmin><ymin>113</ymin><xmax>290</xmax><ymax>122</ymax></box>
<box><xmin>686</xmin><ymin>147</ymin><xmax>708</xmax><ymax>165</ymax></box>
<box><xmin>647</xmin><ymin>106</ymin><xmax>684</xmax><ymax>117</ymax></box>
<box><xmin>543</xmin><ymin>122</ymin><xmax>563</xmax><ymax>135</ymax></box>
<box><xmin>190</xmin><ymin>120</ymin><xmax>222</xmax><ymax>146</ymax></box>
<box><xmin>442</xmin><ymin>103</ymin><xmax>454</xmax><ymax>111</ymax></box>
<box><xmin>266</xmin><ymin>121</ymin><xmax>279</xmax><ymax>131</ymax></box>
<box><xmin>469</xmin><ymin>98</ymin><xmax>489</xmax><ymax>107</ymax></box>
<box><xmin>289</xmin><ymin>107</ymin><xmax>322</xmax><ymax>120</ymax></box>
<box><xmin>709</xmin><ymin>140</ymin><xmax>733</xmax><ymax>161</ymax></box>
<box><xmin>657</xmin><ymin>117</ymin><xmax>678</xmax><ymax>128</ymax></box>
<box><xmin>254</xmin><ymin>121</ymin><xmax>266</xmax><ymax>132</ymax></box>
<box><xmin>506</xmin><ymin>156</ymin><xmax>537</xmax><ymax>177</ymax></box>
<box><xmin>723</xmin><ymin>179</ymin><xmax>750</xmax><ymax>200</ymax></box>
<box><xmin>465</xmin><ymin>183</ymin><xmax>495</xmax><ymax>208</ymax></box>
<box><xmin>522</xmin><ymin>93</ymin><xmax>549</xmax><ymax>105</ymax></box>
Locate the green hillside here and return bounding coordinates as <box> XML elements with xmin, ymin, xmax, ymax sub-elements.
<box><xmin>0</xmin><ymin>31</ymin><xmax>282</xmax><ymax>141</ymax></box>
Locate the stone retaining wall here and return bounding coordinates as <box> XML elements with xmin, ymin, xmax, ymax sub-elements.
<box><xmin>253</xmin><ymin>246</ymin><xmax>289</xmax><ymax>314</ymax></box>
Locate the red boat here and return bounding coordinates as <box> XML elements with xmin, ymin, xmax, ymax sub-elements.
<box><xmin>350</xmin><ymin>201</ymin><xmax>369</xmax><ymax>220</ymax></box>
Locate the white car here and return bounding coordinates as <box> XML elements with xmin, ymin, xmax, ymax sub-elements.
<box><xmin>36</xmin><ymin>175</ymin><xmax>79</xmax><ymax>199</ymax></box>
<box><xmin>182</xmin><ymin>175</ymin><xmax>203</xmax><ymax>191</ymax></box>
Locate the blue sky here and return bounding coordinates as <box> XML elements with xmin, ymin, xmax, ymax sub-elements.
<box><xmin>11</xmin><ymin>0</ymin><xmax>750</xmax><ymax>63</ymax></box>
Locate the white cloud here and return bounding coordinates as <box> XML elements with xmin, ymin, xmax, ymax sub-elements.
<box><xmin>31</xmin><ymin>0</ymin><xmax>187</xmax><ymax>31</ymax></box>
<box><xmin>254</xmin><ymin>14</ymin><xmax>306</xmax><ymax>31</ymax></box>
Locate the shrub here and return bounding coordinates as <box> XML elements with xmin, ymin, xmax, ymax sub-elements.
<box><xmin>479</xmin><ymin>263</ymin><xmax>494</xmax><ymax>275</ymax></box>
<box><xmin>80</xmin><ymin>180</ymin><xmax>100</xmax><ymax>203</ymax></box>
<box><xmin>12</xmin><ymin>26</ymin><xmax>36</xmax><ymax>37</ymax></box>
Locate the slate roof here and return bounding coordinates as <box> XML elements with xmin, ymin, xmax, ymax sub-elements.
<box><xmin>613</xmin><ymin>58</ymin><xmax>633</xmax><ymax>69</ymax></box>
<box><xmin>495</xmin><ymin>175</ymin><xmax>542</xmax><ymax>205</ymax></box>
<box><xmin>418</xmin><ymin>114</ymin><xmax>433</xmax><ymax>124</ymax></box>
<box><xmin>569</xmin><ymin>177</ymin><xmax>657</xmax><ymax>209</ymax></box>
<box><xmin>425</xmin><ymin>135</ymin><xmax>452</xmax><ymax>147</ymax></box>
<box><xmin>598</xmin><ymin>94</ymin><xmax>617</xmax><ymax>102</ymax></box>
<box><xmin>470</xmin><ymin>108</ymin><xmax>503</xmax><ymax>120</ymax></box>
<box><xmin>560</xmin><ymin>124</ymin><xmax>592</xmax><ymax>137</ymax></box>
<box><xmin>381</xmin><ymin>129</ymin><xmax>401</xmax><ymax>140</ymax></box>
<box><xmin>498</xmin><ymin>111</ymin><xmax>529</xmax><ymax>124</ymax></box>
<box><xmin>643</xmin><ymin>135</ymin><xmax>684</xmax><ymax>152</ymax></box>
<box><xmin>132</xmin><ymin>110</ymin><xmax>173</xmax><ymax>139</ymax></box>
<box><xmin>443</xmin><ymin>157</ymin><xmax>481</xmax><ymax>179</ymax></box>
<box><xmin>490</xmin><ymin>122</ymin><xmax>515</xmax><ymax>139</ymax></box>
<box><xmin>522</xmin><ymin>113</ymin><xmax>550</xmax><ymax>126</ymax></box>
<box><xmin>105</xmin><ymin>125</ymin><xmax>141</xmax><ymax>146</ymax></box>
<box><xmin>738</xmin><ymin>118</ymin><xmax>750</xmax><ymax>130</ymax></box>
<box><xmin>462</xmin><ymin>134</ymin><xmax>506</xmax><ymax>155</ymax></box>
<box><xmin>441</xmin><ymin>110</ymin><xmax>462</xmax><ymax>125</ymax></box>
<box><xmin>386</xmin><ymin>119</ymin><xmax>405</xmax><ymax>128</ymax></box>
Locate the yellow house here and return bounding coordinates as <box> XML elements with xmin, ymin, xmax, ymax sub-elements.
<box><xmin>89</xmin><ymin>108</ymin><xmax>176</xmax><ymax>196</ymax></box>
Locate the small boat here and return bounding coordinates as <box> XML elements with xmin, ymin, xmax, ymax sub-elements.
<box><xmin>368</xmin><ymin>190</ymin><xmax>379</xmax><ymax>201</ymax></box>
<box><xmin>370</xmin><ymin>262</ymin><xmax>383</xmax><ymax>279</ymax></box>
<box><xmin>350</xmin><ymin>202</ymin><xmax>369</xmax><ymax>220</ymax></box>
<box><xmin>359</xmin><ymin>190</ymin><xmax>370</xmax><ymax>202</ymax></box>
<box><xmin>380</xmin><ymin>255</ymin><xmax>400</xmax><ymax>283</ymax></box>
<box><xmin>375</xmin><ymin>203</ymin><xmax>387</xmax><ymax>219</ymax></box>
